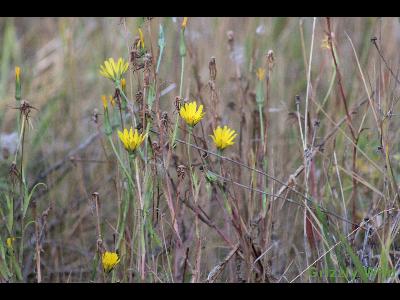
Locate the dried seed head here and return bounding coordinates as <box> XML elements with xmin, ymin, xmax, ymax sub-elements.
<box><xmin>227</xmin><ymin>30</ymin><xmax>234</xmax><ymax>42</ymax></box>
<box><xmin>136</xmin><ymin>90</ymin><xmax>143</xmax><ymax>105</ymax></box>
<box><xmin>144</xmin><ymin>105</ymin><xmax>153</xmax><ymax>120</ymax></box>
<box><xmin>144</xmin><ymin>53</ymin><xmax>152</xmax><ymax>67</ymax></box>
<box><xmin>8</xmin><ymin>162</ymin><xmax>20</xmax><ymax>184</ymax></box>
<box><xmin>135</xmin><ymin>122</ymin><xmax>143</xmax><ymax>131</ymax></box>
<box><xmin>92</xmin><ymin>108</ymin><xmax>99</xmax><ymax>124</ymax></box>
<box><xmin>267</xmin><ymin>50</ymin><xmax>275</xmax><ymax>68</ymax></box>
<box><xmin>288</xmin><ymin>174</ymin><xmax>297</xmax><ymax>188</ymax></box>
<box><xmin>97</xmin><ymin>238</ymin><xmax>105</xmax><ymax>254</ymax></box>
<box><xmin>177</xmin><ymin>164</ymin><xmax>186</xmax><ymax>179</ymax></box>
<box><xmin>161</xmin><ymin>111</ymin><xmax>169</xmax><ymax>129</ymax></box>
<box><xmin>18</xmin><ymin>100</ymin><xmax>36</xmax><ymax>119</ymax></box>
<box><xmin>114</xmin><ymin>89</ymin><xmax>122</xmax><ymax>108</ymax></box>
<box><xmin>174</xmin><ymin>96</ymin><xmax>182</xmax><ymax>111</ymax></box>
<box><xmin>209</xmin><ymin>57</ymin><xmax>217</xmax><ymax>81</ymax></box>
<box><xmin>152</xmin><ymin>141</ymin><xmax>161</xmax><ymax>155</ymax></box>
<box><xmin>227</xmin><ymin>31</ymin><xmax>234</xmax><ymax>51</ymax></box>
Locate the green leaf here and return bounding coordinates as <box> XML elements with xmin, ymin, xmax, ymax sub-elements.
<box><xmin>337</xmin><ymin>232</ymin><xmax>369</xmax><ymax>282</ymax></box>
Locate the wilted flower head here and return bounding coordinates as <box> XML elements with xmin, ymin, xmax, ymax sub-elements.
<box><xmin>102</xmin><ymin>251</ymin><xmax>120</xmax><ymax>273</ymax></box>
<box><xmin>211</xmin><ymin>125</ymin><xmax>237</xmax><ymax>151</ymax></box>
<box><xmin>99</xmin><ymin>58</ymin><xmax>129</xmax><ymax>83</ymax></box>
<box><xmin>179</xmin><ymin>101</ymin><xmax>205</xmax><ymax>127</ymax></box>
<box><xmin>118</xmin><ymin>127</ymin><xmax>146</xmax><ymax>153</ymax></box>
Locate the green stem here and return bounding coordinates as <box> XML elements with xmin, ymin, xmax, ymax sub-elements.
<box><xmin>108</xmin><ymin>135</ymin><xmax>135</xmax><ymax>253</ymax></box>
<box><xmin>179</xmin><ymin>56</ymin><xmax>185</xmax><ymax>98</ymax></box>
<box><xmin>258</xmin><ymin>104</ymin><xmax>267</xmax><ymax>214</ymax></box>
<box><xmin>171</xmin><ymin>56</ymin><xmax>185</xmax><ymax>148</ymax></box>
<box><xmin>218</xmin><ymin>151</ymin><xmax>232</xmax><ymax>215</ymax></box>
<box><xmin>108</xmin><ymin>135</ymin><xmax>134</xmax><ymax>190</ymax></box>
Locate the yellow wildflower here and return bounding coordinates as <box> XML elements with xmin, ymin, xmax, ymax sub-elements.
<box><xmin>121</xmin><ymin>78</ymin><xmax>126</xmax><ymax>92</ymax></box>
<box><xmin>15</xmin><ymin>67</ymin><xmax>21</xmax><ymax>81</ymax></box>
<box><xmin>6</xmin><ymin>237</ymin><xmax>15</xmax><ymax>249</ymax></box>
<box><xmin>179</xmin><ymin>101</ymin><xmax>205</xmax><ymax>127</ymax></box>
<box><xmin>102</xmin><ymin>251</ymin><xmax>120</xmax><ymax>273</ymax></box>
<box><xmin>321</xmin><ymin>36</ymin><xmax>331</xmax><ymax>49</ymax></box>
<box><xmin>182</xmin><ymin>17</ymin><xmax>188</xmax><ymax>29</ymax></box>
<box><xmin>256</xmin><ymin>68</ymin><xmax>266</xmax><ymax>81</ymax></box>
<box><xmin>137</xmin><ymin>29</ymin><xmax>145</xmax><ymax>49</ymax></box>
<box><xmin>117</xmin><ymin>127</ymin><xmax>146</xmax><ymax>153</ymax></box>
<box><xmin>211</xmin><ymin>125</ymin><xmax>237</xmax><ymax>151</ymax></box>
<box><xmin>101</xmin><ymin>95</ymin><xmax>108</xmax><ymax>109</ymax></box>
<box><xmin>99</xmin><ymin>57</ymin><xmax>129</xmax><ymax>82</ymax></box>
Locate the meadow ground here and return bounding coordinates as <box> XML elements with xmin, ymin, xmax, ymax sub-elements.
<box><xmin>0</xmin><ymin>17</ymin><xmax>399</xmax><ymax>283</ymax></box>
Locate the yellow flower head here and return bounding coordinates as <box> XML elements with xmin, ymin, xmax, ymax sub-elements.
<box><xmin>121</xmin><ymin>78</ymin><xmax>126</xmax><ymax>91</ymax></box>
<box><xmin>211</xmin><ymin>125</ymin><xmax>237</xmax><ymax>151</ymax></box>
<box><xmin>6</xmin><ymin>237</ymin><xmax>15</xmax><ymax>249</ymax></box>
<box><xmin>102</xmin><ymin>251</ymin><xmax>120</xmax><ymax>273</ymax></box>
<box><xmin>179</xmin><ymin>101</ymin><xmax>205</xmax><ymax>127</ymax></box>
<box><xmin>15</xmin><ymin>66</ymin><xmax>21</xmax><ymax>81</ymax></box>
<box><xmin>118</xmin><ymin>127</ymin><xmax>147</xmax><ymax>153</ymax></box>
<box><xmin>99</xmin><ymin>57</ymin><xmax>129</xmax><ymax>82</ymax></box>
<box><xmin>182</xmin><ymin>17</ymin><xmax>188</xmax><ymax>29</ymax></box>
<box><xmin>137</xmin><ymin>28</ymin><xmax>145</xmax><ymax>49</ymax></box>
<box><xmin>256</xmin><ymin>68</ymin><xmax>266</xmax><ymax>81</ymax></box>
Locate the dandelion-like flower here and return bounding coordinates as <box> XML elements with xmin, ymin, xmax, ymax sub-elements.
<box><xmin>99</xmin><ymin>57</ymin><xmax>129</xmax><ymax>83</ymax></box>
<box><xmin>117</xmin><ymin>127</ymin><xmax>146</xmax><ymax>153</ymax></box>
<box><xmin>179</xmin><ymin>101</ymin><xmax>205</xmax><ymax>127</ymax></box>
<box><xmin>256</xmin><ymin>68</ymin><xmax>266</xmax><ymax>81</ymax></box>
<box><xmin>210</xmin><ymin>125</ymin><xmax>237</xmax><ymax>151</ymax></box>
<box><xmin>102</xmin><ymin>251</ymin><xmax>120</xmax><ymax>273</ymax></box>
